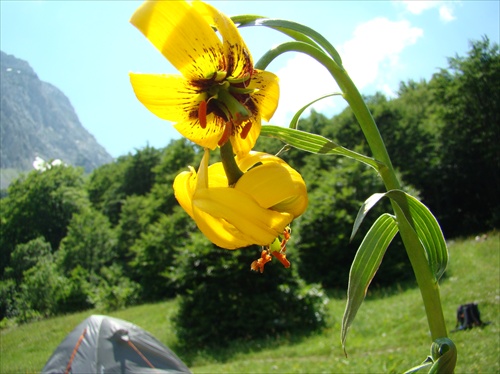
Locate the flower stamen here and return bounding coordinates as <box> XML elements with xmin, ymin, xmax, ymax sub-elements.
<box><xmin>218</xmin><ymin>121</ymin><xmax>233</xmax><ymax>146</ymax></box>
<box><xmin>198</xmin><ymin>100</ymin><xmax>208</xmax><ymax>129</ymax></box>
<box><xmin>250</xmin><ymin>249</ymin><xmax>272</xmax><ymax>273</ymax></box>
<box><xmin>250</xmin><ymin>226</ymin><xmax>293</xmax><ymax>272</ymax></box>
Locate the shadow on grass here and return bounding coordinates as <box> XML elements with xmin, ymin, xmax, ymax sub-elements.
<box><xmin>324</xmin><ymin>279</ymin><xmax>418</xmax><ymax>301</ymax></box>
<box><xmin>172</xmin><ymin>327</ymin><xmax>326</xmax><ymax>367</ymax></box>
<box><xmin>172</xmin><ymin>281</ymin><xmax>421</xmax><ymax>367</ymax></box>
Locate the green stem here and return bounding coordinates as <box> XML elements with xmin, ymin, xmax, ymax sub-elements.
<box><xmin>258</xmin><ymin>41</ymin><xmax>448</xmax><ymax>341</ymax></box>
<box><xmin>220</xmin><ymin>141</ymin><xmax>244</xmax><ymax>186</ymax></box>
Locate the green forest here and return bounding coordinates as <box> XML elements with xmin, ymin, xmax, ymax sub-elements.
<box><xmin>1</xmin><ymin>38</ymin><xmax>498</xmax><ymax>348</ymax></box>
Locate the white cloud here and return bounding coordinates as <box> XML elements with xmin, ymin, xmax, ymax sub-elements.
<box><xmin>271</xmin><ymin>17</ymin><xmax>422</xmax><ymax>125</ymax></box>
<box><xmin>270</xmin><ymin>54</ymin><xmax>341</xmax><ymax>126</ymax></box>
<box><xmin>397</xmin><ymin>1</ymin><xmax>458</xmax><ymax>22</ymax></box>
<box><xmin>340</xmin><ymin>18</ymin><xmax>423</xmax><ymax>89</ymax></box>
<box><xmin>439</xmin><ymin>4</ymin><xmax>456</xmax><ymax>22</ymax></box>
<box><xmin>400</xmin><ymin>0</ymin><xmax>439</xmax><ymax>15</ymax></box>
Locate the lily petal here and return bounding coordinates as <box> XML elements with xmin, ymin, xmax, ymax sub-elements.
<box><xmin>173</xmin><ymin>167</ymin><xmax>196</xmax><ymax>219</ymax></box>
<box><xmin>248</xmin><ymin>70</ymin><xmax>280</xmax><ymax>121</ymax></box>
<box><xmin>194</xmin><ymin>187</ymin><xmax>293</xmax><ymax>246</ymax></box>
<box><xmin>207</xmin><ymin>162</ymin><xmax>230</xmax><ymax>188</ymax></box>
<box><xmin>130</xmin><ymin>73</ymin><xmax>225</xmax><ymax>150</ymax></box>
<box><xmin>130</xmin><ymin>1</ymin><xmax>224</xmax><ymax>79</ymax></box>
<box><xmin>192</xmin><ymin>1</ymin><xmax>253</xmax><ymax>79</ymax></box>
<box><xmin>236</xmin><ymin>163</ymin><xmax>308</xmax><ymax>217</ymax></box>
<box><xmin>192</xmin><ymin>208</ymin><xmax>257</xmax><ymax>249</ymax></box>
<box><xmin>174</xmin><ymin>113</ymin><xmax>225</xmax><ymax>151</ymax></box>
<box><xmin>129</xmin><ymin>73</ymin><xmax>201</xmax><ymax>122</ymax></box>
<box><xmin>236</xmin><ymin>151</ymin><xmax>286</xmax><ymax>172</ymax></box>
<box><xmin>230</xmin><ymin>119</ymin><xmax>261</xmax><ymax>157</ymax></box>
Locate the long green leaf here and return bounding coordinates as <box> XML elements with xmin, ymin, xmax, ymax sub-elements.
<box><xmin>341</xmin><ymin>213</ymin><xmax>399</xmax><ymax>355</ymax></box>
<box><xmin>288</xmin><ymin>93</ymin><xmax>343</xmax><ymax>130</ymax></box>
<box><xmin>350</xmin><ymin>192</ymin><xmax>385</xmax><ymax>241</ymax></box>
<box><xmin>260</xmin><ymin>125</ymin><xmax>383</xmax><ymax>170</ymax></box>
<box><xmin>232</xmin><ymin>16</ymin><xmax>343</xmax><ymax>66</ymax></box>
<box><xmin>352</xmin><ymin>190</ymin><xmax>448</xmax><ymax>281</ymax></box>
<box><xmin>232</xmin><ymin>15</ymin><xmax>318</xmax><ymax>49</ymax></box>
<box><xmin>386</xmin><ymin>191</ymin><xmax>448</xmax><ymax>281</ymax></box>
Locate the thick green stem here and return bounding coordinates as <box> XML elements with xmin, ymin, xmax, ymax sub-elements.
<box><xmin>330</xmin><ymin>52</ymin><xmax>449</xmax><ymax>342</ymax></box>
<box><xmin>258</xmin><ymin>41</ymin><xmax>449</xmax><ymax>341</ymax></box>
<box><xmin>220</xmin><ymin>141</ymin><xmax>244</xmax><ymax>186</ymax></box>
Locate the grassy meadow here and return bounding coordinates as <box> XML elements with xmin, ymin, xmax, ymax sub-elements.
<box><xmin>1</xmin><ymin>232</ymin><xmax>498</xmax><ymax>373</ymax></box>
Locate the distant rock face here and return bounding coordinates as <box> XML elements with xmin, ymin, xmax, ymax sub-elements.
<box><xmin>0</xmin><ymin>51</ymin><xmax>113</xmax><ymax>181</ymax></box>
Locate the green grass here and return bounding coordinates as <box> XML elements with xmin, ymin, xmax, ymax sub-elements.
<box><xmin>1</xmin><ymin>232</ymin><xmax>498</xmax><ymax>373</ymax></box>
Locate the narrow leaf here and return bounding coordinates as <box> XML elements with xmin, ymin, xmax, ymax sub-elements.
<box><xmin>385</xmin><ymin>191</ymin><xmax>448</xmax><ymax>280</ymax></box>
<box><xmin>350</xmin><ymin>192</ymin><xmax>385</xmax><ymax>241</ymax></box>
<box><xmin>233</xmin><ymin>17</ymin><xmax>343</xmax><ymax>66</ymax></box>
<box><xmin>352</xmin><ymin>190</ymin><xmax>449</xmax><ymax>281</ymax></box>
<box><xmin>260</xmin><ymin>125</ymin><xmax>383</xmax><ymax>170</ymax></box>
<box><xmin>289</xmin><ymin>93</ymin><xmax>343</xmax><ymax>130</ymax></box>
<box><xmin>341</xmin><ymin>213</ymin><xmax>399</xmax><ymax>354</ymax></box>
<box><xmin>403</xmin><ymin>357</ymin><xmax>433</xmax><ymax>374</ymax></box>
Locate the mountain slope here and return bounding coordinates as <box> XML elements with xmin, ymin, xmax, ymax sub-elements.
<box><xmin>0</xmin><ymin>51</ymin><xmax>113</xmax><ymax>187</ymax></box>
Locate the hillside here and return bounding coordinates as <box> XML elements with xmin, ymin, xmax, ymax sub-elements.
<box><xmin>0</xmin><ymin>51</ymin><xmax>113</xmax><ymax>188</ymax></box>
<box><xmin>1</xmin><ymin>233</ymin><xmax>498</xmax><ymax>373</ymax></box>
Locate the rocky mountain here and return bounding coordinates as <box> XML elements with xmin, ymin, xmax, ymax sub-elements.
<box><xmin>0</xmin><ymin>51</ymin><xmax>113</xmax><ymax>188</ymax></box>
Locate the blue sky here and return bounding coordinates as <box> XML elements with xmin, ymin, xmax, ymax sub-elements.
<box><xmin>1</xmin><ymin>1</ymin><xmax>499</xmax><ymax>158</ymax></box>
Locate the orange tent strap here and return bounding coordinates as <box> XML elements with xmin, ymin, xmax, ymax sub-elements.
<box><xmin>65</xmin><ymin>327</ymin><xmax>87</xmax><ymax>374</ymax></box>
<box><xmin>127</xmin><ymin>339</ymin><xmax>155</xmax><ymax>369</ymax></box>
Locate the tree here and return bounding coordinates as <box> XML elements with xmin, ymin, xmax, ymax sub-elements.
<box><xmin>0</xmin><ymin>165</ymin><xmax>86</xmax><ymax>276</ymax></box>
<box><xmin>57</xmin><ymin>207</ymin><xmax>117</xmax><ymax>278</ymax></box>
<box><xmin>430</xmin><ymin>37</ymin><xmax>500</xmax><ymax>235</ymax></box>
<box><xmin>172</xmin><ymin>232</ymin><xmax>327</xmax><ymax>349</ymax></box>
<box><xmin>86</xmin><ymin>160</ymin><xmax>128</xmax><ymax>225</ymax></box>
<box><xmin>129</xmin><ymin>207</ymin><xmax>194</xmax><ymax>300</ymax></box>
<box><xmin>5</xmin><ymin>237</ymin><xmax>52</xmax><ymax>283</ymax></box>
<box><xmin>122</xmin><ymin>145</ymin><xmax>162</xmax><ymax>197</ymax></box>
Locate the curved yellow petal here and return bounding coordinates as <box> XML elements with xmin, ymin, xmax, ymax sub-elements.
<box><xmin>173</xmin><ymin>167</ymin><xmax>196</xmax><ymax>218</ymax></box>
<box><xmin>248</xmin><ymin>70</ymin><xmax>280</xmax><ymax>121</ymax></box>
<box><xmin>192</xmin><ymin>1</ymin><xmax>253</xmax><ymax>79</ymax></box>
<box><xmin>196</xmin><ymin>148</ymin><xmax>210</xmax><ymax>190</ymax></box>
<box><xmin>192</xmin><ymin>208</ymin><xmax>256</xmax><ymax>249</ymax></box>
<box><xmin>129</xmin><ymin>73</ymin><xmax>201</xmax><ymax>122</ymax></box>
<box><xmin>236</xmin><ymin>163</ymin><xmax>307</xmax><ymax>217</ymax></box>
<box><xmin>207</xmin><ymin>162</ymin><xmax>229</xmax><ymax>188</ymax></box>
<box><xmin>236</xmin><ymin>151</ymin><xmax>286</xmax><ymax>172</ymax></box>
<box><xmin>174</xmin><ymin>113</ymin><xmax>224</xmax><ymax>151</ymax></box>
<box><xmin>130</xmin><ymin>73</ymin><xmax>224</xmax><ymax>149</ymax></box>
<box><xmin>130</xmin><ymin>0</ymin><xmax>224</xmax><ymax>79</ymax></box>
<box><xmin>194</xmin><ymin>187</ymin><xmax>292</xmax><ymax>246</ymax></box>
<box><xmin>230</xmin><ymin>119</ymin><xmax>261</xmax><ymax>157</ymax></box>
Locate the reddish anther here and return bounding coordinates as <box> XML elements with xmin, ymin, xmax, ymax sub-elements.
<box><xmin>218</xmin><ymin>122</ymin><xmax>233</xmax><ymax>146</ymax></box>
<box><xmin>240</xmin><ymin>122</ymin><xmax>252</xmax><ymax>140</ymax></box>
<box><xmin>271</xmin><ymin>251</ymin><xmax>290</xmax><ymax>268</ymax></box>
<box><xmin>198</xmin><ymin>100</ymin><xmax>207</xmax><ymax>129</ymax></box>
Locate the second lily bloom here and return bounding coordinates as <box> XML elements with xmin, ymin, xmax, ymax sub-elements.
<box><xmin>174</xmin><ymin>149</ymin><xmax>308</xmax><ymax>249</ymax></box>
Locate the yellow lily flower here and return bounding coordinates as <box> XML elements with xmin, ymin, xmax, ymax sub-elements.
<box><xmin>129</xmin><ymin>1</ymin><xmax>280</xmax><ymax>156</ymax></box>
<box><xmin>173</xmin><ymin>149</ymin><xmax>308</xmax><ymax>249</ymax></box>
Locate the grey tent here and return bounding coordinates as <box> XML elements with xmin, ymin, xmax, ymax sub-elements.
<box><xmin>42</xmin><ymin>314</ymin><xmax>191</xmax><ymax>373</ymax></box>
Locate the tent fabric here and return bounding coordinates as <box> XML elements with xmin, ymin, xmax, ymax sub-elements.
<box><xmin>42</xmin><ymin>314</ymin><xmax>191</xmax><ymax>374</ymax></box>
